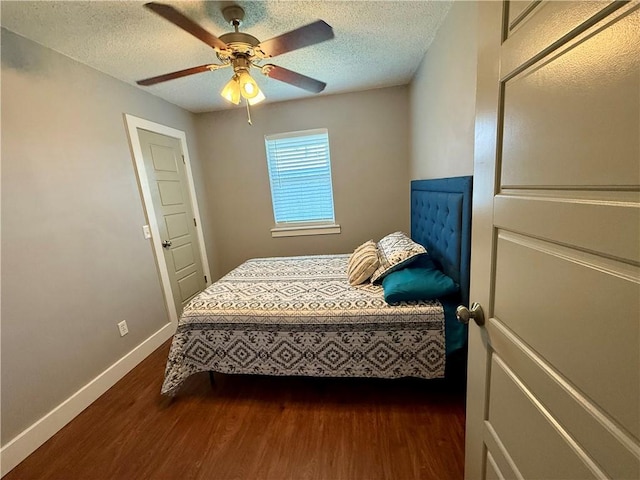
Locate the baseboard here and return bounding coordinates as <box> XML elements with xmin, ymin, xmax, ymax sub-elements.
<box><xmin>0</xmin><ymin>323</ymin><xmax>174</xmax><ymax>477</ymax></box>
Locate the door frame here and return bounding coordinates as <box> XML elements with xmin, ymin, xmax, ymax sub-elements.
<box><xmin>464</xmin><ymin>1</ymin><xmax>502</xmax><ymax>478</ymax></box>
<box><xmin>124</xmin><ymin>114</ymin><xmax>211</xmax><ymax>327</ymax></box>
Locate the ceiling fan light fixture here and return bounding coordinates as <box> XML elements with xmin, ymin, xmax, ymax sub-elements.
<box><xmin>237</xmin><ymin>70</ymin><xmax>260</xmax><ymax>99</ymax></box>
<box><xmin>220</xmin><ymin>75</ymin><xmax>241</xmax><ymax>104</ymax></box>
<box><xmin>248</xmin><ymin>89</ymin><xmax>266</xmax><ymax>106</ymax></box>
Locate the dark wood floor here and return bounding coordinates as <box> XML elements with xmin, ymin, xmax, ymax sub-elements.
<box><xmin>6</xmin><ymin>341</ymin><xmax>466</xmax><ymax>480</ymax></box>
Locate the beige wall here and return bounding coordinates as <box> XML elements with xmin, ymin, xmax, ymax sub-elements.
<box><xmin>196</xmin><ymin>86</ymin><xmax>411</xmax><ymax>278</ymax></box>
<box><xmin>0</xmin><ymin>29</ymin><xmax>210</xmax><ymax>444</ymax></box>
<box><xmin>409</xmin><ymin>1</ymin><xmax>477</xmax><ymax>180</ymax></box>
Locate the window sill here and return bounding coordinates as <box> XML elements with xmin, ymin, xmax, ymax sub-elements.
<box><xmin>271</xmin><ymin>224</ymin><xmax>341</xmax><ymax>238</ymax></box>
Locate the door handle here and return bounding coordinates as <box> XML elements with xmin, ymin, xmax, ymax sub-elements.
<box><xmin>162</xmin><ymin>240</ymin><xmax>172</xmax><ymax>249</ymax></box>
<box><xmin>456</xmin><ymin>302</ymin><xmax>485</xmax><ymax>326</ymax></box>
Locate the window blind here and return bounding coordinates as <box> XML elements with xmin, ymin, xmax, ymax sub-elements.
<box><xmin>265</xmin><ymin>129</ymin><xmax>335</xmax><ymax>225</ymax></box>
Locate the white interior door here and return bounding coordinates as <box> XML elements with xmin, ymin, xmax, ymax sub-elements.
<box><xmin>138</xmin><ymin>128</ymin><xmax>207</xmax><ymax>317</ymax></box>
<box><xmin>465</xmin><ymin>1</ymin><xmax>640</xmax><ymax>479</ymax></box>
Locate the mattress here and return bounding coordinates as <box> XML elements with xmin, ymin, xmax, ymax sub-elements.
<box><xmin>162</xmin><ymin>254</ymin><xmax>447</xmax><ymax>395</ymax></box>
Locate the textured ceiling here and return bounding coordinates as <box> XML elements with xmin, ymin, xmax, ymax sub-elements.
<box><xmin>1</xmin><ymin>1</ymin><xmax>451</xmax><ymax>113</ymax></box>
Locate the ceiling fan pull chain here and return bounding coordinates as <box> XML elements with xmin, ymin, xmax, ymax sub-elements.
<box><xmin>246</xmin><ymin>98</ymin><xmax>253</xmax><ymax>126</ymax></box>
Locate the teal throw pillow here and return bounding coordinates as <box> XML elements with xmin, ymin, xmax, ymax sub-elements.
<box><xmin>382</xmin><ymin>266</ymin><xmax>458</xmax><ymax>303</ymax></box>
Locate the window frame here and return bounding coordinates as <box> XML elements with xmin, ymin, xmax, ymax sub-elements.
<box><xmin>264</xmin><ymin>128</ymin><xmax>340</xmax><ymax>238</ymax></box>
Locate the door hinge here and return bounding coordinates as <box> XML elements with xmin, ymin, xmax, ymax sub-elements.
<box><xmin>193</xmin><ymin>218</ymin><xmax>197</xmax><ymax>227</ymax></box>
<box><xmin>182</xmin><ymin>155</ymin><xmax>185</xmax><ymax>164</ymax></box>
<box><xmin>204</xmin><ymin>275</ymin><xmax>208</xmax><ymax>283</ymax></box>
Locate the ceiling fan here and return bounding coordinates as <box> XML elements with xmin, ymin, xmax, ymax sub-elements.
<box><xmin>136</xmin><ymin>2</ymin><xmax>334</xmax><ymax>107</ymax></box>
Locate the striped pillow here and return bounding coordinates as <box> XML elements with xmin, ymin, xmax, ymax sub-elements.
<box><xmin>347</xmin><ymin>240</ymin><xmax>380</xmax><ymax>285</ymax></box>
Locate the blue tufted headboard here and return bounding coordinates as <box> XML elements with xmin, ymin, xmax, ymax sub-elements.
<box><xmin>411</xmin><ymin>176</ymin><xmax>473</xmax><ymax>308</ymax></box>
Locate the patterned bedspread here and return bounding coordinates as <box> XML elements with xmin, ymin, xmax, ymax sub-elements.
<box><xmin>162</xmin><ymin>254</ymin><xmax>446</xmax><ymax>395</ymax></box>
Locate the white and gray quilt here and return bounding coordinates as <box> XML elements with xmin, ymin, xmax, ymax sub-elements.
<box><xmin>162</xmin><ymin>254</ymin><xmax>445</xmax><ymax>395</ymax></box>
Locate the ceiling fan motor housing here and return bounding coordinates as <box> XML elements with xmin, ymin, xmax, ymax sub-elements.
<box><xmin>218</xmin><ymin>32</ymin><xmax>260</xmax><ymax>52</ymax></box>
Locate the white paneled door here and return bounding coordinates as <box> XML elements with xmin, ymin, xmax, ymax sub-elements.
<box><xmin>465</xmin><ymin>1</ymin><xmax>639</xmax><ymax>479</ymax></box>
<box><xmin>138</xmin><ymin>129</ymin><xmax>206</xmax><ymax>316</ymax></box>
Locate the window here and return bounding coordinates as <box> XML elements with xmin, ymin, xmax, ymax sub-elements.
<box><xmin>264</xmin><ymin>128</ymin><xmax>339</xmax><ymax>237</ymax></box>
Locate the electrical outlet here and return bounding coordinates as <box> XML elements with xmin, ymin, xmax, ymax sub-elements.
<box><xmin>118</xmin><ymin>320</ymin><xmax>129</xmax><ymax>337</ymax></box>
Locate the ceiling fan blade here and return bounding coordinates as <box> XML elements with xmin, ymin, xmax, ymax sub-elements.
<box><xmin>263</xmin><ymin>65</ymin><xmax>326</xmax><ymax>93</ymax></box>
<box><xmin>258</xmin><ymin>20</ymin><xmax>334</xmax><ymax>58</ymax></box>
<box><xmin>136</xmin><ymin>64</ymin><xmax>215</xmax><ymax>86</ymax></box>
<box><xmin>144</xmin><ymin>2</ymin><xmax>228</xmax><ymax>52</ymax></box>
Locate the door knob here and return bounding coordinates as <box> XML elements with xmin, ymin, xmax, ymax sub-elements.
<box><xmin>162</xmin><ymin>240</ymin><xmax>172</xmax><ymax>248</ymax></box>
<box><xmin>456</xmin><ymin>302</ymin><xmax>485</xmax><ymax>326</ymax></box>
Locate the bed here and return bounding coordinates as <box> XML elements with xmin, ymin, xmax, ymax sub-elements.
<box><xmin>162</xmin><ymin>176</ymin><xmax>472</xmax><ymax>396</ymax></box>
